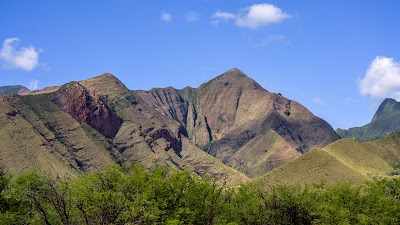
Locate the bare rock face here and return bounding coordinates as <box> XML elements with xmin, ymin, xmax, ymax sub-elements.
<box><xmin>139</xmin><ymin>68</ymin><xmax>340</xmax><ymax>177</ymax></box>
<box><xmin>52</xmin><ymin>82</ymin><xmax>122</xmax><ymax>138</ymax></box>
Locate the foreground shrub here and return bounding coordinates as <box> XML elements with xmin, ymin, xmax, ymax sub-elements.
<box><xmin>1</xmin><ymin>165</ymin><xmax>400</xmax><ymax>225</ymax></box>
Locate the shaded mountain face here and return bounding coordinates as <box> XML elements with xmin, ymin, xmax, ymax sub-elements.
<box><xmin>0</xmin><ymin>85</ymin><xmax>29</xmax><ymax>96</ymax></box>
<box><xmin>0</xmin><ymin>69</ymin><xmax>339</xmax><ymax>183</ymax></box>
<box><xmin>337</xmin><ymin>98</ymin><xmax>400</xmax><ymax>141</ymax></box>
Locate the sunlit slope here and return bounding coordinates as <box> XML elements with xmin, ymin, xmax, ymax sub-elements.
<box><xmin>323</xmin><ymin>139</ymin><xmax>392</xmax><ymax>176</ymax></box>
<box><xmin>0</xmin><ymin>98</ymin><xmax>77</xmax><ymax>177</ymax></box>
<box><xmin>0</xmin><ymin>93</ymin><xmax>117</xmax><ymax>177</ymax></box>
<box><xmin>255</xmin><ymin>133</ymin><xmax>400</xmax><ymax>186</ymax></box>
<box><xmin>255</xmin><ymin>149</ymin><xmax>368</xmax><ymax>186</ymax></box>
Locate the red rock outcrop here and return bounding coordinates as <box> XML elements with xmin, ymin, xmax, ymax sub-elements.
<box><xmin>52</xmin><ymin>82</ymin><xmax>122</xmax><ymax>138</ymax></box>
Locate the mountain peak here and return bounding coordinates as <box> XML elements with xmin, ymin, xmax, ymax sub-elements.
<box><xmin>90</xmin><ymin>73</ymin><xmax>121</xmax><ymax>82</ymax></box>
<box><xmin>223</xmin><ymin>68</ymin><xmax>246</xmax><ymax>77</ymax></box>
<box><xmin>382</xmin><ymin>98</ymin><xmax>398</xmax><ymax>105</ymax></box>
<box><xmin>79</xmin><ymin>72</ymin><xmax>129</xmax><ymax>97</ymax></box>
<box><xmin>198</xmin><ymin>68</ymin><xmax>260</xmax><ymax>91</ymax></box>
<box><xmin>98</xmin><ymin>72</ymin><xmax>117</xmax><ymax>78</ymax></box>
<box><xmin>337</xmin><ymin>97</ymin><xmax>400</xmax><ymax>141</ymax></box>
<box><xmin>371</xmin><ymin>98</ymin><xmax>400</xmax><ymax>122</ymax></box>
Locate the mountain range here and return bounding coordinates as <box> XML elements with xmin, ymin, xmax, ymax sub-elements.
<box><xmin>1</xmin><ymin>69</ymin><xmax>399</xmax><ymax>187</ymax></box>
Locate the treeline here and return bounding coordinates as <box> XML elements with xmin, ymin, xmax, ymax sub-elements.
<box><xmin>1</xmin><ymin>164</ymin><xmax>400</xmax><ymax>225</ymax></box>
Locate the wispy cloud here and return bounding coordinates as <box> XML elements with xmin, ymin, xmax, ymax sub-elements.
<box><xmin>0</xmin><ymin>38</ymin><xmax>40</xmax><ymax>71</ymax></box>
<box><xmin>161</xmin><ymin>12</ymin><xmax>172</xmax><ymax>22</ymax></box>
<box><xmin>259</xmin><ymin>35</ymin><xmax>289</xmax><ymax>47</ymax></box>
<box><xmin>185</xmin><ymin>12</ymin><xmax>200</xmax><ymax>22</ymax></box>
<box><xmin>211</xmin><ymin>3</ymin><xmax>291</xmax><ymax>29</ymax></box>
<box><xmin>359</xmin><ymin>56</ymin><xmax>400</xmax><ymax>100</ymax></box>
<box><xmin>312</xmin><ymin>97</ymin><xmax>325</xmax><ymax>105</ymax></box>
<box><xmin>28</xmin><ymin>79</ymin><xmax>39</xmax><ymax>90</ymax></box>
<box><xmin>211</xmin><ymin>11</ymin><xmax>235</xmax><ymax>24</ymax></box>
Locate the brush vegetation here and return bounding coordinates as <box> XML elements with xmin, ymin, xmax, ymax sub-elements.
<box><xmin>1</xmin><ymin>165</ymin><xmax>400</xmax><ymax>225</ymax></box>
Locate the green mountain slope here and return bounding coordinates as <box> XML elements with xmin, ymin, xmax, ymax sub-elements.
<box><xmin>255</xmin><ymin>149</ymin><xmax>368</xmax><ymax>186</ymax></box>
<box><xmin>337</xmin><ymin>98</ymin><xmax>400</xmax><ymax>141</ymax></box>
<box><xmin>254</xmin><ymin>132</ymin><xmax>400</xmax><ymax>186</ymax></box>
<box><xmin>0</xmin><ymin>93</ymin><xmax>116</xmax><ymax>178</ymax></box>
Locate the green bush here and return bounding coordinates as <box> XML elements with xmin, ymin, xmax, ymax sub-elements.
<box><xmin>1</xmin><ymin>165</ymin><xmax>400</xmax><ymax>224</ymax></box>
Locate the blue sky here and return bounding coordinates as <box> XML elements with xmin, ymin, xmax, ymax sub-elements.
<box><xmin>1</xmin><ymin>1</ymin><xmax>400</xmax><ymax>129</ymax></box>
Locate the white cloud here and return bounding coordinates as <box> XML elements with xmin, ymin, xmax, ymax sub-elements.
<box><xmin>236</xmin><ymin>4</ymin><xmax>291</xmax><ymax>28</ymax></box>
<box><xmin>211</xmin><ymin>11</ymin><xmax>235</xmax><ymax>24</ymax></box>
<box><xmin>28</xmin><ymin>79</ymin><xmax>39</xmax><ymax>90</ymax></box>
<box><xmin>0</xmin><ymin>38</ymin><xmax>40</xmax><ymax>71</ymax></box>
<box><xmin>211</xmin><ymin>4</ymin><xmax>291</xmax><ymax>29</ymax></box>
<box><xmin>359</xmin><ymin>56</ymin><xmax>400</xmax><ymax>100</ymax></box>
<box><xmin>161</xmin><ymin>12</ymin><xmax>172</xmax><ymax>22</ymax></box>
<box><xmin>185</xmin><ymin>12</ymin><xmax>200</xmax><ymax>22</ymax></box>
<box><xmin>312</xmin><ymin>97</ymin><xmax>325</xmax><ymax>105</ymax></box>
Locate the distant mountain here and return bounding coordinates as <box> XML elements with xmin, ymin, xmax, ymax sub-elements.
<box><xmin>0</xmin><ymin>69</ymin><xmax>339</xmax><ymax>185</ymax></box>
<box><xmin>0</xmin><ymin>85</ymin><xmax>29</xmax><ymax>96</ymax></box>
<box><xmin>336</xmin><ymin>98</ymin><xmax>400</xmax><ymax>141</ymax></box>
<box><xmin>254</xmin><ymin>131</ymin><xmax>400</xmax><ymax>186</ymax></box>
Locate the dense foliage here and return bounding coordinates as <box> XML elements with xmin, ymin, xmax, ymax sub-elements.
<box><xmin>1</xmin><ymin>165</ymin><xmax>400</xmax><ymax>225</ymax></box>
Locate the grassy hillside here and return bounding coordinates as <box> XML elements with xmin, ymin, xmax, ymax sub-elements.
<box><xmin>323</xmin><ymin>139</ymin><xmax>392</xmax><ymax>176</ymax></box>
<box><xmin>254</xmin><ymin>132</ymin><xmax>400</xmax><ymax>186</ymax></box>
<box><xmin>255</xmin><ymin>149</ymin><xmax>368</xmax><ymax>186</ymax></box>
<box><xmin>0</xmin><ymin>98</ymin><xmax>78</xmax><ymax>177</ymax></box>
<box><xmin>0</xmin><ymin>93</ymin><xmax>118</xmax><ymax>177</ymax></box>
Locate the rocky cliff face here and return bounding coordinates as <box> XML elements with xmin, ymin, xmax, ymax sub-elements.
<box><xmin>52</xmin><ymin>82</ymin><xmax>122</xmax><ymax>138</ymax></box>
<box><xmin>134</xmin><ymin>68</ymin><xmax>340</xmax><ymax>177</ymax></box>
